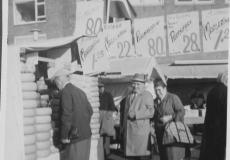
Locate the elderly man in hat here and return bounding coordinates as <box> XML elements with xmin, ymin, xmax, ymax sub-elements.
<box><xmin>123</xmin><ymin>73</ymin><xmax>155</xmax><ymax>160</ymax></box>
<box><xmin>51</xmin><ymin>68</ymin><xmax>93</xmax><ymax>160</ymax></box>
<box><xmin>98</xmin><ymin>82</ymin><xmax>117</xmax><ymax>159</ymax></box>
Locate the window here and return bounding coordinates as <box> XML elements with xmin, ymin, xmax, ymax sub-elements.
<box><xmin>14</xmin><ymin>0</ymin><xmax>46</xmax><ymax>25</ymax></box>
<box><xmin>128</xmin><ymin>0</ymin><xmax>164</xmax><ymax>6</ymax></box>
<box><xmin>175</xmin><ymin>0</ymin><xmax>214</xmax><ymax>5</ymax></box>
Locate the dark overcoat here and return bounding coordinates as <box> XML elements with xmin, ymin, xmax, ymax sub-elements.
<box><xmin>199</xmin><ymin>83</ymin><xmax>227</xmax><ymax>160</ymax></box>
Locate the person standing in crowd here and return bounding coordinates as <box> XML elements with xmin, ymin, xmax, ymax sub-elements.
<box><xmin>199</xmin><ymin>71</ymin><xmax>228</xmax><ymax>160</ymax></box>
<box><xmin>98</xmin><ymin>82</ymin><xmax>117</xmax><ymax>159</ymax></box>
<box><xmin>154</xmin><ymin>79</ymin><xmax>185</xmax><ymax>160</ymax></box>
<box><xmin>190</xmin><ymin>91</ymin><xmax>206</xmax><ymax>110</ymax></box>
<box><xmin>52</xmin><ymin>68</ymin><xmax>93</xmax><ymax>160</ymax></box>
<box><xmin>123</xmin><ymin>73</ymin><xmax>155</xmax><ymax>160</ymax></box>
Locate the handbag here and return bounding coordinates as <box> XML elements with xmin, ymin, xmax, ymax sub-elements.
<box><xmin>99</xmin><ymin>111</ymin><xmax>116</xmax><ymax>137</ymax></box>
<box><xmin>162</xmin><ymin>121</ymin><xmax>194</xmax><ymax>147</ymax></box>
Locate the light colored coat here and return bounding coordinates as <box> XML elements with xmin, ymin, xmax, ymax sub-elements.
<box><xmin>125</xmin><ymin>90</ymin><xmax>154</xmax><ymax>156</ymax></box>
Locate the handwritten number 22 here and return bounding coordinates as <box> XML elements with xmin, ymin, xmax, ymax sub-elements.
<box><xmin>117</xmin><ymin>41</ymin><xmax>131</xmax><ymax>58</ymax></box>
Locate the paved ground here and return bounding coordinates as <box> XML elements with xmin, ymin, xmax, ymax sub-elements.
<box><xmin>107</xmin><ymin>148</ymin><xmax>200</xmax><ymax>160</ymax></box>
<box><xmin>107</xmin><ymin>135</ymin><xmax>202</xmax><ymax>160</ymax></box>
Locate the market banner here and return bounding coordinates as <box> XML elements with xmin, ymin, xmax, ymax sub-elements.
<box><xmin>77</xmin><ymin>33</ymin><xmax>110</xmax><ymax>74</ymax></box>
<box><xmin>104</xmin><ymin>20</ymin><xmax>136</xmax><ymax>60</ymax></box>
<box><xmin>133</xmin><ymin>16</ymin><xmax>166</xmax><ymax>57</ymax></box>
<box><xmin>74</xmin><ymin>1</ymin><xmax>104</xmax><ymax>36</ymax></box>
<box><xmin>167</xmin><ymin>11</ymin><xmax>201</xmax><ymax>56</ymax></box>
<box><xmin>202</xmin><ymin>8</ymin><xmax>229</xmax><ymax>52</ymax></box>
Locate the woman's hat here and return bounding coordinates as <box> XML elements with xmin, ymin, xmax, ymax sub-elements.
<box><xmin>132</xmin><ymin>73</ymin><xmax>147</xmax><ymax>83</ymax></box>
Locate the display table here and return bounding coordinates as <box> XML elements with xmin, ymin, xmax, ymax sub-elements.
<box><xmin>184</xmin><ymin>117</ymin><xmax>205</xmax><ymax>125</ymax></box>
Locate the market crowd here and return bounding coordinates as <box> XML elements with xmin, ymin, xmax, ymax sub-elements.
<box><xmin>51</xmin><ymin>69</ymin><xmax>227</xmax><ymax>160</ymax></box>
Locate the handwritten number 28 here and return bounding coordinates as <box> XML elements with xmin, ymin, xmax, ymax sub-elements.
<box><xmin>183</xmin><ymin>32</ymin><xmax>200</xmax><ymax>53</ymax></box>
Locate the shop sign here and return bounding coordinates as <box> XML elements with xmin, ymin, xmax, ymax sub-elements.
<box><xmin>167</xmin><ymin>11</ymin><xmax>201</xmax><ymax>56</ymax></box>
<box><xmin>74</xmin><ymin>1</ymin><xmax>104</xmax><ymax>37</ymax></box>
<box><xmin>202</xmin><ymin>8</ymin><xmax>229</xmax><ymax>52</ymax></box>
<box><xmin>133</xmin><ymin>16</ymin><xmax>166</xmax><ymax>57</ymax></box>
<box><xmin>77</xmin><ymin>33</ymin><xmax>110</xmax><ymax>74</ymax></box>
<box><xmin>104</xmin><ymin>20</ymin><xmax>136</xmax><ymax>60</ymax></box>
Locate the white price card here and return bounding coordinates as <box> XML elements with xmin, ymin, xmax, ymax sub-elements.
<box><xmin>167</xmin><ymin>11</ymin><xmax>201</xmax><ymax>56</ymax></box>
<box><xmin>202</xmin><ymin>8</ymin><xmax>229</xmax><ymax>52</ymax></box>
<box><xmin>74</xmin><ymin>1</ymin><xmax>104</xmax><ymax>36</ymax></box>
<box><xmin>104</xmin><ymin>20</ymin><xmax>136</xmax><ymax>60</ymax></box>
<box><xmin>77</xmin><ymin>33</ymin><xmax>110</xmax><ymax>74</ymax></box>
<box><xmin>133</xmin><ymin>16</ymin><xmax>166</xmax><ymax>57</ymax></box>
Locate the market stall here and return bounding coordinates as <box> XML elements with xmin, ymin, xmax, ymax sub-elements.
<box><xmin>5</xmin><ymin>35</ymin><xmax>104</xmax><ymax>160</ymax></box>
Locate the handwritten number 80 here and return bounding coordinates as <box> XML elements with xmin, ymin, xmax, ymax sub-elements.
<box><xmin>85</xmin><ymin>18</ymin><xmax>103</xmax><ymax>35</ymax></box>
<box><xmin>148</xmin><ymin>37</ymin><xmax>164</xmax><ymax>56</ymax></box>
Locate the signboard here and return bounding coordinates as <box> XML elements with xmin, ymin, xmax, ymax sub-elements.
<box><xmin>167</xmin><ymin>11</ymin><xmax>201</xmax><ymax>56</ymax></box>
<box><xmin>77</xmin><ymin>33</ymin><xmax>110</xmax><ymax>74</ymax></box>
<box><xmin>133</xmin><ymin>16</ymin><xmax>166</xmax><ymax>57</ymax></box>
<box><xmin>104</xmin><ymin>20</ymin><xmax>136</xmax><ymax>60</ymax></box>
<box><xmin>74</xmin><ymin>1</ymin><xmax>104</xmax><ymax>36</ymax></box>
<box><xmin>202</xmin><ymin>8</ymin><xmax>229</xmax><ymax>52</ymax></box>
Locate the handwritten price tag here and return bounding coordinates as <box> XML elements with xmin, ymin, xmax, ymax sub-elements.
<box><xmin>104</xmin><ymin>21</ymin><xmax>136</xmax><ymax>60</ymax></box>
<box><xmin>77</xmin><ymin>33</ymin><xmax>110</xmax><ymax>74</ymax></box>
<box><xmin>74</xmin><ymin>1</ymin><xmax>104</xmax><ymax>36</ymax></box>
<box><xmin>133</xmin><ymin>16</ymin><xmax>166</xmax><ymax>57</ymax></box>
<box><xmin>202</xmin><ymin>8</ymin><xmax>229</xmax><ymax>52</ymax></box>
<box><xmin>167</xmin><ymin>11</ymin><xmax>201</xmax><ymax>56</ymax></box>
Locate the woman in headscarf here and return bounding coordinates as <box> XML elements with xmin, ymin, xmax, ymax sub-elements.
<box><xmin>154</xmin><ymin>79</ymin><xmax>185</xmax><ymax>160</ymax></box>
<box><xmin>199</xmin><ymin>71</ymin><xmax>228</xmax><ymax>160</ymax></box>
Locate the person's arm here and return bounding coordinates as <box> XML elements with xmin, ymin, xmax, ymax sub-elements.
<box><xmin>135</xmin><ymin>92</ymin><xmax>154</xmax><ymax>120</ymax></box>
<box><xmin>61</xmin><ymin>89</ymin><xmax>73</xmax><ymax>141</ymax></box>
<box><xmin>172</xmin><ymin>95</ymin><xmax>185</xmax><ymax>122</ymax></box>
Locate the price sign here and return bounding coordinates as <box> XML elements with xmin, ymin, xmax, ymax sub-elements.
<box><xmin>74</xmin><ymin>1</ymin><xmax>104</xmax><ymax>36</ymax></box>
<box><xmin>202</xmin><ymin>8</ymin><xmax>229</xmax><ymax>52</ymax></box>
<box><xmin>133</xmin><ymin>16</ymin><xmax>166</xmax><ymax>57</ymax></box>
<box><xmin>104</xmin><ymin>21</ymin><xmax>135</xmax><ymax>60</ymax></box>
<box><xmin>77</xmin><ymin>33</ymin><xmax>110</xmax><ymax>74</ymax></box>
<box><xmin>167</xmin><ymin>11</ymin><xmax>201</xmax><ymax>56</ymax></box>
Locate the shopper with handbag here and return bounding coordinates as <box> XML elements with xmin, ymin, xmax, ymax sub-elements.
<box><xmin>154</xmin><ymin>79</ymin><xmax>185</xmax><ymax>160</ymax></box>
<box><xmin>98</xmin><ymin>82</ymin><xmax>117</xmax><ymax>159</ymax></box>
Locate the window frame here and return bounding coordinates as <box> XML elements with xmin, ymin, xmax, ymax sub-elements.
<box><xmin>128</xmin><ymin>0</ymin><xmax>164</xmax><ymax>6</ymax></box>
<box><xmin>14</xmin><ymin>34</ymin><xmax>47</xmax><ymax>44</ymax></box>
<box><xmin>13</xmin><ymin>0</ymin><xmax>46</xmax><ymax>25</ymax></box>
<box><xmin>174</xmin><ymin>0</ymin><xmax>214</xmax><ymax>5</ymax></box>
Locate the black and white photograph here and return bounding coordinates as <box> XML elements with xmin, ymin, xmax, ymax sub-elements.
<box><xmin>0</xmin><ymin>0</ymin><xmax>229</xmax><ymax>160</ymax></box>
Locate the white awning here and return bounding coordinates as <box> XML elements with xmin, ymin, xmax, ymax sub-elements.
<box><xmin>160</xmin><ymin>63</ymin><xmax>228</xmax><ymax>79</ymax></box>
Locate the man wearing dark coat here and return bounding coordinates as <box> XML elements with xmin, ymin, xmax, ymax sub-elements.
<box><xmin>199</xmin><ymin>71</ymin><xmax>228</xmax><ymax>160</ymax></box>
<box><xmin>98</xmin><ymin>82</ymin><xmax>117</xmax><ymax>159</ymax></box>
<box><xmin>52</xmin><ymin>68</ymin><xmax>93</xmax><ymax>160</ymax></box>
